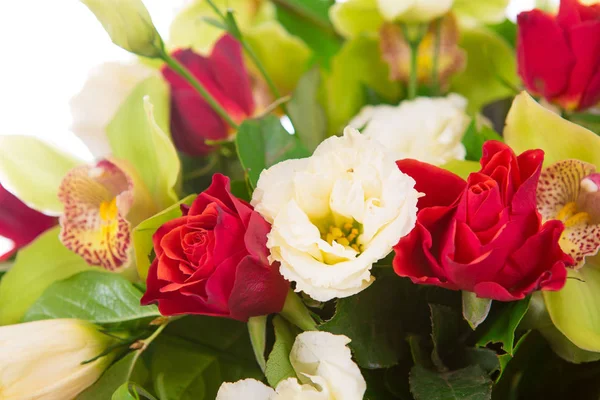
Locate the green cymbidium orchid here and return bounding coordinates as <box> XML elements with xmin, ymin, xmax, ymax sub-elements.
<box><xmin>505</xmin><ymin>92</ymin><xmax>600</xmax><ymax>357</ymax></box>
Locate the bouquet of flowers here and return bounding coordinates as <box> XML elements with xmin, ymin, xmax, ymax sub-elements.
<box><xmin>2</xmin><ymin>0</ymin><xmax>600</xmax><ymax>398</ymax></box>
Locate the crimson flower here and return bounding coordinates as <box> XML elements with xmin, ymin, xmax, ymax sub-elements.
<box><xmin>517</xmin><ymin>0</ymin><xmax>600</xmax><ymax>111</ymax></box>
<box><xmin>393</xmin><ymin>141</ymin><xmax>572</xmax><ymax>301</ymax></box>
<box><xmin>141</xmin><ymin>174</ymin><xmax>288</xmax><ymax>321</ymax></box>
<box><xmin>162</xmin><ymin>34</ymin><xmax>255</xmax><ymax>155</ymax></box>
<box><xmin>0</xmin><ymin>184</ymin><xmax>56</xmax><ymax>260</ymax></box>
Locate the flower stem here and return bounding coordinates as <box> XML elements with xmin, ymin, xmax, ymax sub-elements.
<box><xmin>159</xmin><ymin>50</ymin><xmax>238</xmax><ymax>130</ymax></box>
<box><xmin>431</xmin><ymin>18</ymin><xmax>442</xmax><ymax>96</ymax></box>
<box><xmin>401</xmin><ymin>23</ymin><xmax>427</xmax><ymax>100</ymax></box>
<box><xmin>280</xmin><ymin>290</ymin><xmax>318</xmax><ymax>331</ymax></box>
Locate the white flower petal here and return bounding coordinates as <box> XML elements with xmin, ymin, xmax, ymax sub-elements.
<box><xmin>216</xmin><ymin>379</ymin><xmax>276</xmax><ymax>400</ymax></box>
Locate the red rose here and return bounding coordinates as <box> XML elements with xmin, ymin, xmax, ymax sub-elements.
<box><xmin>141</xmin><ymin>174</ymin><xmax>288</xmax><ymax>321</ymax></box>
<box><xmin>393</xmin><ymin>141</ymin><xmax>572</xmax><ymax>301</ymax></box>
<box><xmin>0</xmin><ymin>183</ymin><xmax>56</xmax><ymax>260</ymax></box>
<box><xmin>162</xmin><ymin>34</ymin><xmax>255</xmax><ymax>156</ymax></box>
<box><xmin>517</xmin><ymin>0</ymin><xmax>600</xmax><ymax>111</ymax></box>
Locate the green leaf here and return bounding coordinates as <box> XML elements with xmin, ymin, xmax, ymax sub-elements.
<box><xmin>265</xmin><ymin>316</ymin><xmax>298</xmax><ymax>387</ymax></box>
<box><xmin>544</xmin><ymin>266</ymin><xmax>600</xmax><ymax>353</ymax></box>
<box><xmin>409</xmin><ymin>365</ymin><xmax>492</xmax><ymax>400</ymax></box>
<box><xmin>462</xmin><ymin>291</ymin><xmax>492</xmax><ymax>330</ymax></box>
<box><xmin>320</xmin><ymin>270</ymin><xmax>456</xmax><ymax>369</ymax></box>
<box><xmin>274</xmin><ymin>0</ymin><xmax>342</xmax><ymax>67</ymax></box>
<box><xmin>113</xmin><ymin>384</ymin><xmax>138</xmax><ymax>400</ymax></box>
<box><xmin>107</xmin><ymin>76</ymin><xmax>180</xmax><ymax>210</ymax></box>
<box><xmin>322</xmin><ymin>36</ymin><xmax>402</xmax><ymax>135</ymax></box>
<box><xmin>150</xmin><ymin>334</ymin><xmax>262</xmax><ymax>400</ymax></box>
<box><xmin>235</xmin><ymin>115</ymin><xmax>310</xmax><ymax>188</ymax></box>
<box><xmin>133</xmin><ymin>195</ymin><xmax>197</xmax><ymax>280</ymax></box>
<box><xmin>430</xmin><ymin>304</ymin><xmax>462</xmax><ymax>371</ymax></box>
<box><xmin>461</xmin><ymin>120</ymin><xmax>503</xmax><ymax>161</ymax></box>
<box><xmin>450</xmin><ymin>28</ymin><xmax>520</xmax><ymax>113</ymax></box>
<box><xmin>504</xmin><ymin>92</ymin><xmax>600</xmax><ymax>167</ymax></box>
<box><xmin>487</xmin><ymin>19</ymin><xmax>517</xmax><ymax>48</ymax></box>
<box><xmin>288</xmin><ymin>68</ymin><xmax>328</xmax><ymax>152</ymax></box>
<box><xmin>0</xmin><ymin>227</ymin><xmax>93</xmax><ymax>325</ymax></box>
<box><xmin>23</xmin><ymin>270</ymin><xmax>160</xmax><ymax>328</ymax></box>
<box><xmin>440</xmin><ymin>160</ymin><xmax>480</xmax><ymax>180</ymax></box>
<box><xmin>79</xmin><ymin>352</ymin><xmax>150</xmax><ymax>400</ymax></box>
<box><xmin>0</xmin><ymin>136</ymin><xmax>81</xmax><ymax>214</ymax></box>
<box><xmin>476</xmin><ymin>296</ymin><xmax>530</xmax><ymax>355</ymax></box>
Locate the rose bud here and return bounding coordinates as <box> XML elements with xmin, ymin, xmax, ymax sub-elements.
<box><xmin>0</xmin><ymin>319</ymin><xmax>117</xmax><ymax>399</ymax></box>
<box><xmin>162</xmin><ymin>35</ymin><xmax>256</xmax><ymax>156</ymax></box>
<box><xmin>80</xmin><ymin>0</ymin><xmax>164</xmax><ymax>58</ymax></box>
<box><xmin>0</xmin><ymin>183</ymin><xmax>56</xmax><ymax>261</ymax></box>
<box><xmin>517</xmin><ymin>0</ymin><xmax>600</xmax><ymax>111</ymax></box>
<box><xmin>394</xmin><ymin>141</ymin><xmax>573</xmax><ymax>301</ymax></box>
<box><xmin>141</xmin><ymin>174</ymin><xmax>288</xmax><ymax>321</ymax></box>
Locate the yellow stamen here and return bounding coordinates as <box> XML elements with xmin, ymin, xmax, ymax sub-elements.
<box><xmin>564</xmin><ymin>212</ymin><xmax>590</xmax><ymax>228</ymax></box>
<box><xmin>331</xmin><ymin>227</ymin><xmax>343</xmax><ymax>239</ymax></box>
<box><xmin>556</xmin><ymin>202</ymin><xmax>578</xmax><ymax>221</ymax></box>
<box><xmin>99</xmin><ymin>198</ymin><xmax>118</xmax><ymax>221</ymax></box>
<box><xmin>337</xmin><ymin>238</ymin><xmax>350</xmax><ymax>246</ymax></box>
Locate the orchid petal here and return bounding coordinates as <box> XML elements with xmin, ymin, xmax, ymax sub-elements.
<box><xmin>58</xmin><ymin>160</ymin><xmax>134</xmax><ymax>271</ymax></box>
<box><xmin>0</xmin><ymin>136</ymin><xmax>82</xmax><ymax>215</ymax></box>
<box><xmin>544</xmin><ymin>264</ymin><xmax>600</xmax><ymax>353</ymax></box>
<box><xmin>504</xmin><ymin>92</ymin><xmax>600</xmax><ymax>167</ymax></box>
<box><xmin>329</xmin><ymin>0</ymin><xmax>384</xmax><ymax>38</ymax></box>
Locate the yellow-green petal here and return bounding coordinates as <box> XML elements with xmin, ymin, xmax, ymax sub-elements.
<box><xmin>453</xmin><ymin>0</ymin><xmax>511</xmax><ymax>27</ymax></box>
<box><xmin>329</xmin><ymin>0</ymin><xmax>383</xmax><ymax>38</ymax></box>
<box><xmin>544</xmin><ymin>265</ymin><xmax>600</xmax><ymax>352</ymax></box>
<box><xmin>0</xmin><ymin>136</ymin><xmax>82</xmax><ymax>215</ymax></box>
<box><xmin>245</xmin><ymin>21</ymin><xmax>312</xmax><ymax>95</ymax></box>
<box><xmin>0</xmin><ymin>227</ymin><xmax>93</xmax><ymax>325</ymax></box>
<box><xmin>504</xmin><ymin>92</ymin><xmax>600</xmax><ymax>167</ymax></box>
<box><xmin>106</xmin><ymin>76</ymin><xmax>181</xmax><ymax>211</ymax></box>
<box><xmin>449</xmin><ymin>28</ymin><xmax>519</xmax><ymax>114</ymax></box>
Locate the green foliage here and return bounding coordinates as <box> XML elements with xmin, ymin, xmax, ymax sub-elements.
<box><xmin>79</xmin><ymin>352</ymin><xmax>151</xmax><ymax>400</ymax></box>
<box><xmin>288</xmin><ymin>68</ymin><xmax>328</xmax><ymax>152</ymax></box>
<box><xmin>0</xmin><ymin>136</ymin><xmax>81</xmax><ymax>214</ymax></box>
<box><xmin>0</xmin><ymin>227</ymin><xmax>93</xmax><ymax>325</ymax></box>
<box><xmin>320</xmin><ymin>270</ymin><xmax>458</xmax><ymax>369</ymax></box>
<box><xmin>409</xmin><ymin>365</ymin><xmax>492</xmax><ymax>400</ymax></box>
<box><xmin>476</xmin><ymin>297</ymin><xmax>530</xmax><ymax>355</ymax></box>
<box><xmin>23</xmin><ymin>270</ymin><xmax>159</xmax><ymax>328</ymax></box>
<box><xmin>265</xmin><ymin>316</ymin><xmax>299</xmax><ymax>387</ymax></box>
<box><xmin>235</xmin><ymin>115</ymin><xmax>310</xmax><ymax>188</ymax></box>
<box><xmin>461</xmin><ymin>120</ymin><xmax>504</xmax><ymax>161</ymax></box>
<box><xmin>107</xmin><ymin>76</ymin><xmax>181</xmax><ymax>210</ymax></box>
<box><xmin>133</xmin><ymin>195</ymin><xmax>197</xmax><ymax>280</ymax></box>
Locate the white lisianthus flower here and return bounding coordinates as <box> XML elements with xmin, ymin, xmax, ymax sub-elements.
<box><xmin>216</xmin><ymin>331</ymin><xmax>366</xmax><ymax>400</ymax></box>
<box><xmin>0</xmin><ymin>319</ymin><xmax>117</xmax><ymax>400</ymax></box>
<box><xmin>251</xmin><ymin>128</ymin><xmax>420</xmax><ymax>302</ymax></box>
<box><xmin>70</xmin><ymin>62</ymin><xmax>155</xmax><ymax>158</ymax></box>
<box><xmin>377</xmin><ymin>0</ymin><xmax>454</xmax><ymax>22</ymax></box>
<box><xmin>350</xmin><ymin>94</ymin><xmax>470</xmax><ymax>166</ymax></box>
<box><xmin>81</xmin><ymin>0</ymin><xmax>165</xmax><ymax>58</ymax></box>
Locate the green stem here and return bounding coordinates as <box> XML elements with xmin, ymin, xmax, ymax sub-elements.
<box><xmin>247</xmin><ymin>316</ymin><xmax>268</xmax><ymax>373</ymax></box>
<box><xmin>280</xmin><ymin>290</ymin><xmax>318</xmax><ymax>331</ymax></box>
<box><xmin>126</xmin><ymin>317</ymin><xmax>177</xmax><ymax>381</ymax></box>
<box><xmin>160</xmin><ymin>50</ymin><xmax>238</xmax><ymax>130</ymax></box>
<box><xmin>401</xmin><ymin>24</ymin><xmax>427</xmax><ymax>100</ymax></box>
<box><xmin>431</xmin><ymin>18</ymin><xmax>442</xmax><ymax>96</ymax></box>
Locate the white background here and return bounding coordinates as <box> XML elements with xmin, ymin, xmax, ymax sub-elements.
<box><xmin>0</xmin><ymin>0</ymin><xmax>549</xmax><ymax>159</ymax></box>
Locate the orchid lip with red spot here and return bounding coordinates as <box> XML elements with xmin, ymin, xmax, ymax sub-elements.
<box><xmin>58</xmin><ymin>159</ymin><xmax>133</xmax><ymax>271</ymax></box>
<box><xmin>537</xmin><ymin>159</ymin><xmax>600</xmax><ymax>268</ymax></box>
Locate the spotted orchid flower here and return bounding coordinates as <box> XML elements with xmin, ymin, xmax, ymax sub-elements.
<box><xmin>505</xmin><ymin>92</ymin><xmax>600</xmax><ymax>358</ymax></box>
<box><xmin>537</xmin><ymin>160</ymin><xmax>600</xmax><ymax>268</ymax></box>
<box><xmin>58</xmin><ymin>160</ymin><xmax>134</xmax><ymax>271</ymax></box>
